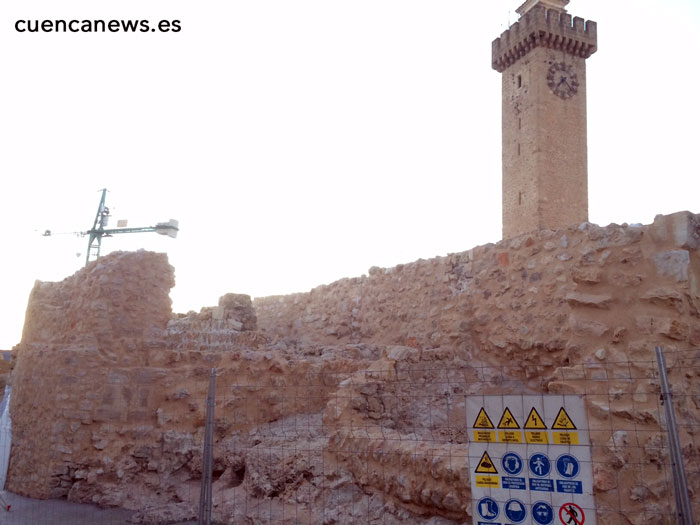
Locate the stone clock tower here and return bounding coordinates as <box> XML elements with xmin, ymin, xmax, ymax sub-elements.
<box><xmin>492</xmin><ymin>0</ymin><xmax>597</xmax><ymax>238</ymax></box>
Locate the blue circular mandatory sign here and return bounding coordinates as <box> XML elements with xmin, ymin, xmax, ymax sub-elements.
<box><xmin>502</xmin><ymin>452</ymin><xmax>524</xmax><ymax>475</ymax></box>
<box><xmin>477</xmin><ymin>497</ymin><xmax>500</xmax><ymax>521</ymax></box>
<box><xmin>556</xmin><ymin>453</ymin><xmax>580</xmax><ymax>479</ymax></box>
<box><xmin>504</xmin><ymin>498</ymin><xmax>527</xmax><ymax>523</ymax></box>
<box><xmin>528</xmin><ymin>453</ymin><xmax>551</xmax><ymax>477</ymax></box>
<box><xmin>531</xmin><ymin>501</ymin><xmax>554</xmax><ymax>525</ymax></box>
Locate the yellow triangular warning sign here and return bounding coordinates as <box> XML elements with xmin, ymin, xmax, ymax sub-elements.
<box><xmin>473</xmin><ymin>408</ymin><xmax>495</xmax><ymax>429</ymax></box>
<box><xmin>524</xmin><ymin>407</ymin><xmax>547</xmax><ymax>429</ymax></box>
<box><xmin>475</xmin><ymin>451</ymin><xmax>498</xmax><ymax>474</ymax></box>
<box><xmin>497</xmin><ymin>407</ymin><xmax>521</xmax><ymax>429</ymax></box>
<box><xmin>552</xmin><ymin>407</ymin><xmax>577</xmax><ymax>430</ymax></box>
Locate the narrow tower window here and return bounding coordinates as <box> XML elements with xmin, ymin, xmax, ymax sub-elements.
<box><xmin>517</xmin><ymin>75</ymin><xmax>522</xmax><ymax>88</ymax></box>
<box><xmin>517</xmin><ymin>143</ymin><xmax>521</xmax><ymax>156</ymax></box>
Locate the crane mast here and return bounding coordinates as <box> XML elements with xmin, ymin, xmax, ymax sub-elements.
<box><xmin>43</xmin><ymin>189</ymin><xmax>179</xmax><ymax>266</ymax></box>
<box><xmin>84</xmin><ymin>189</ymin><xmax>179</xmax><ymax>266</ymax></box>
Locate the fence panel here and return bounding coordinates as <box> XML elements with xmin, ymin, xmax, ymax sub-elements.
<box><xmin>186</xmin><ymin>348</ymin><xmax>700</xmax><ymax>524</ymax></box>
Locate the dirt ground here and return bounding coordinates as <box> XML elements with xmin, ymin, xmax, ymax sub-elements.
<box><xmin>0</xmin><ymin>490</ymin><xmax>136</xmax><ymax>524</ymax></box>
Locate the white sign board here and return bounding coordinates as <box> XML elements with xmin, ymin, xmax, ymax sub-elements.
<box><xmin>466</xmin><ymin>395</ymin><xmax>595</xmax><ymax>525</ymax></box>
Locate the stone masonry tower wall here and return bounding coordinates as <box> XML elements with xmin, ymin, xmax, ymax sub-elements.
<box><xmin>493</xmin><ymin>1</ymin><xmax>597</xmax><ymax>239</ymax></box>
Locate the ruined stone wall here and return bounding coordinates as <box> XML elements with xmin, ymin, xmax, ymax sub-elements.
<box><xmin>6</xmin><ymin>212</ymin><xmax>700</xmax><ymax>524</ymax></box>
<box><xmin>255</xmin><ymin>211</ymin><xmax>700</xmax><ymax>524</ymax></box>
<box><xmin>8</xmin><ymin>251</ymin><xmax>176</xmax><ymax>501</ymax></box>
<box><xmin>255</xmin><ymin>212</ymin><xmax>700</xmax><ymax>360</ymax></box>
<box><xmin>6</xmin><ymin>251</ymin><xmax>383</xmax><ymax>521</ymax></box>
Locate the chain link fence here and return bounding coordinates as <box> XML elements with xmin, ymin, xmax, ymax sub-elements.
<box><xmin>193</xmin><ymin>347</ymin><xmax>699</xmax><ymax>525</ymax></box>
<box><xmin>0</xmin><ymin>347</ymin><xmax>697</xmax><ymax>524</ymax></box>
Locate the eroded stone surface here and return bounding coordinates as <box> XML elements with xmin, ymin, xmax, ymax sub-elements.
<box><xmin>6</xmin><ymin>213</ymin><xmax>700</xmax><ymax>523</ymax></box>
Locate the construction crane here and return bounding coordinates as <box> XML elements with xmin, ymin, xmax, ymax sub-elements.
<box><xmin>43</xmin><ymin>188</ymin><xmax>179</xmax><ymax>266</ymax></box>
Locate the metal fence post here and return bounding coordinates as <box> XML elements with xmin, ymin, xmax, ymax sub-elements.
<box><xmin>655</xmin><ymin>346</ymin><xmax>694</xmax><ymax>525</ymax></box>
<box><xmin>198</xmin><ymin>368</ymin><xmax>216</xmax><ymax>525</ymax></box>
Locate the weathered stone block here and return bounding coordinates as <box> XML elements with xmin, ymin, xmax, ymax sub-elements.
<box><xmin>593</xmin><ymin>464</ymin><xmax>618</xmax><ymax>492</ymax></box>
<box><xmin>690</xmin><ymin>327</ymin><xmax>700</xmax><ymax>347</ymax></box>
<box><xmin>571</xmin><ymin>266</ymin><xmax>602</xmax><ymax>284</ymax></box>
<box><xmin>212</xmin><ymin>305</ymin><xmax>224</xmax><ymax>320</ymax></box>
<box><xmin>552</xmin><ymin>365</ymin><xmax>585</xmax><ymax>380</ymax></box>
<box><xmin>652</xmin><ymin>250</ymin><xmax>689</xmax><ymax>282</ymax></box>
<box><xmin>634</xmin><ymin>316</ymin><xmax>654</xmax><ymax>336</ymax></box>
<box><xmin>216</xmin><ymin>293</ymin><xmax>257</xmax><ymax>330</ymax></box>
<box><xmin>385</xmin><ymin>346</ymin><xmax>420</xmax><ymax>362</ymax></box>
<box><xmin>228</xmin><ymin>319</ymin><xmax>243</xmax><ymax>331</ymax></box>
<box><xmin>641</xmin><ymin>287</ymin><xmax>683</xmax><ymax>311</ymax></box>
<box><xmin>656</xmin><ymin>318</ymin><xmax>689</xmax><ymax>341</ymax></box>
<box><xmin>626</xmin><ymin>340</ymin><xmax>655</xmax><ymax>360</ymax></box>
<box><xmin>651</xmin><ymin>211</ymin><xmax>700</xmax><ymax>249</ymax></box>
<box><xmin>569</xmin><ymin>315</ymin><xmax>609</xmax><ymax>337</ymax></box>
<box><xmin>565</xmin><ymin>292</ymin><xmax>612</xmax><ymax>308</ymax></box>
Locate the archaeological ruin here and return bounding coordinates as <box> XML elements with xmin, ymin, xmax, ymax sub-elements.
<box><xmin>3</xmin><ymin>210</ymin><xmax>700</xmax><ymax>524</ymax></box>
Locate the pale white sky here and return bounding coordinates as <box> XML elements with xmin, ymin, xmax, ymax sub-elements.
<box><xmin>1</xmin><ymin>0</ymin><xmax>699</xmax><ymax>348</ymax></box>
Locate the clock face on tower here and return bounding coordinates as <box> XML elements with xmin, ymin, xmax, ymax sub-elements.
<box><xmin>547</xmin><ymin>62</ymin><xmax>579</xmax><ymax>99</ymax></box>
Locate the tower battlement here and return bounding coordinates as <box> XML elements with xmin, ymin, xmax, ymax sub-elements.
<box><xmin>492</xmin><ymin>5</ymin><xmax>597</xmax><ymax>72</ymax></box>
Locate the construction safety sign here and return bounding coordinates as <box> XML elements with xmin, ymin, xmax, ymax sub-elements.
<box><xmin>467</xmin><ymin>395</ymin><xmax>595</xmax><ymax>525</ymax></box>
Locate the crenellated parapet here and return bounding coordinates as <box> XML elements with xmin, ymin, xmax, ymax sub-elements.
<box><xmin>492</xmin><ymin>5</ymin><xmax>597</xmax><ymax>72</ymax></box>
